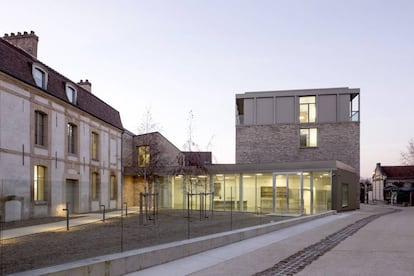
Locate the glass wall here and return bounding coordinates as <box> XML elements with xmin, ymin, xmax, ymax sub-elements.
<box><xmin>303</xmin><ymin>173</ymin><xmax>312</xmax><ymax>214</ymax></box>
<box><xmin>242</xmin><ymin>174</ymin><xmax>255</xmax><ymax>212</ymax></box>
<box><xmin>212</xmin><ymin>174</ymin><xmax>240</xmax><ymax>211</ymax></box>
<box><xmin>288</xmin><ymin>174</ymin><xmax>302</xmax><ymax>214</ymax></box>
<box><xmin>172</xmin><ymin>175</ymin><xmax>185</xmax><ymax>209</ymax></box>
<box><xmin>275</xmin><ymin>174</ymin><xmax>287</xmax><ymax>213</ymax></box>
<box><xmin>313</xmin><ymin>172</ymin><xmax>331</xmax><ymax>213</ymax></box>
<box><xmin>158</xmin><ymin>176</ymin><xmax>172</xmax><ymax>208</ymax></box>
<box><xmin>158</xmin><ymin>170</ymin><xmax>332</xmax><ymax>215</ymax></box>
<box><xmin>256</xmin><ymin>173</ymin><xmax>273</xmax><ymax>213</ymax></box>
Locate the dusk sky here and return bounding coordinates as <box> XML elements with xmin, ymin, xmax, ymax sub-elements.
<box><xmin>2</xmin><ymin>0</ymin><xmax>413</xmax><ymax>178</ymax></box>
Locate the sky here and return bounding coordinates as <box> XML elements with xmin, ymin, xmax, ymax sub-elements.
<box><xmin>1</xmin><ymin>0</ymin><xmax>413</xmax><ymax>179</ymax></box>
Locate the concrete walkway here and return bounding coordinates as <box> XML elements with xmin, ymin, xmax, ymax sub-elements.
<box><xmin>128</xmin><ymin>204</ymin><xmax>412</xmax><ymax>276</ymax></box>
<box><xmin>2</xmin><ymin>208</ymin><xmax>138</xmax><ymax>239</ymax></box>
<box><xmin>6</xmin><ymin>205</ymin><xmax>413</xmax><ymax>275</ymax></box>
<box><xmin>297</xmin><ymin>205</ymin><xmax>414</xmax><ymax>276</ymax></box>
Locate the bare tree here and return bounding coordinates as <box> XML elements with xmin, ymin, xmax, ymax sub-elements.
<box><xmin>401</xmin><ymin>138</ymin><xmax>414</xmax><ymax>165</ymax></box>
<box><xmin>136</xmin><ymin>108</ymin><xmax>164</xmax><ymax>213</ymax></box>
<box><xmin>137</xmin><ymin>107</ymin><xmax>161</xmax><ymax>135</ymax></box>
<box><xmin>176</xmin><ymin>111</ymin><xmax>211</xmax><ymax>207</ymax></box>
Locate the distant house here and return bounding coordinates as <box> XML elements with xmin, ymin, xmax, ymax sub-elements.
<box><xmin>372</xmin><ymin>163</ymin><xmax>414</xmax><ymax>205</ymax></box>
<box><xmin>0</xmin><ymin>32</ymin><xmax>123</xmax><ymax>221</ymax></box>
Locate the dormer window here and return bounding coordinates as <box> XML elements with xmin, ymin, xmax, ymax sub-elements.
<box><xmin>65</xmin><ymin>83</ymin><xmax>77</xmax><ymax>104</ymax></box>
<box><xmin>32</xmin><ymin>64</ymin><xmax>48</xmax><ymax>89</ymax></box>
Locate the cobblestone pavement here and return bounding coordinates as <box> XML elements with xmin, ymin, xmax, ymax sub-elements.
<box><xmin>254</xmin><ymin>209</ymin><xmax>398</xmax><ymax>276</ymax></box>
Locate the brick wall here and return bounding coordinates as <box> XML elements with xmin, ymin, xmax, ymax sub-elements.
<box><xmin>236</xmin><ymin>122</ymin><xmax>360</xmax><ymax>175</ymax></box>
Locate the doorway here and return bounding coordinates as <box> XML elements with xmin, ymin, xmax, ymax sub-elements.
<box><xmin>65</xmin><ymin>179</ymin><xmax>79</xmax><ymax>213</ymax></box>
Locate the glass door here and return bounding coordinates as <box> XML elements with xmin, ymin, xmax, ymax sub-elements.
<box><xmin>274</xmin><ymin>174</ymin><xmax>287</xmax><ymax>213</ymax></box>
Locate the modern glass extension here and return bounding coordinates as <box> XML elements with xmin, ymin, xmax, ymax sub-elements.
<box><xmin>156</xmin><ymin>170</ymin><xmax>332</xmax><ymax>215</ymax></box>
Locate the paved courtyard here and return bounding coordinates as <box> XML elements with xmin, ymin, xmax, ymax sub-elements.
<box><xmin>0</xmin><ymin>209</ymin><xmax>279</xmax><ymax>275</ymax></box>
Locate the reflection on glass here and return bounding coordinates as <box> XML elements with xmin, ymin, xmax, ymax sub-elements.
<box><xmin>313</xmin><ymin>172</ymin><xmax>331</xmax><ymax>213</ymax></box>
<box><xmin>288</xmin><ymin>174</ymin><xmax>301</xmax><ymax>214</ymax></box>
<box><xmin>303</xmin><ymin>173</ymin><xmax>311</xmax><ymax>214</ymax></box>
<box><xmin>257</xmin><ymin>173</ymin><xmax>273</xmax><ymax>213</ymax></box>
<box><xmin>275</xmin><ymin>174</ymin><xmax>287</xmax><ymax>213</ymax></box>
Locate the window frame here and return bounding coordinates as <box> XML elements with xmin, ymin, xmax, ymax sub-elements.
<box><xmin>299</xmin><ymin>96</ymin><xmax>316</xmax><ymax>123</ymax></box>
<box><xmin>33</xmin><ymin>165</ymin><xmax>46</xmax><ymax>202</ymax></box>
<box><xmin>32</xmin><ymin>64</ymin><xmax>48</xmax><ymax>89</ymax></box>
<box><xmin>91</xmin><ymin>172</ymin><xmax>100</xmax><ymax>201</ymax></box>
<box><xmin>342</xmin><ymin>183</ymin><xmax>349</xmax><ymax>207</ymax></box>
<box><xmin>300</xmin><ymin>128</ymin><xmax>318</xmax><ymax>148</ymax></box>
<box><xmin>91</xmin><ymin>132</ymin><xmax>99</xmax><ymax>160</ymax></box>
<box><xmin>34</xmin><ymin>111</ymin><xmax>47</xmax><ymax>147</ymax></box>
<box><xmin>110</xmin><ymin>175</ymin><xmax>117</xmax><ymax>200</ymax></box>
<box><xmin>65</xmin><ymin>83</ymin><xmax>78</xmax><ymax>104</ymax></box>
<box><xmin>138</xmin><ymin>145</ymin><xmax>150</xmax><ymax>168</ymax></box>
<box><xmin>67</xmin><ymin>123</ymin><xmax>77</xmax><ymax>155</ymax></box>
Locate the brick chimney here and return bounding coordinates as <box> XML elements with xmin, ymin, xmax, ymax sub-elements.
<box><xmin>3</xmin><ymin>31</ymin><xmax>39</xmax><ymax>58</ymax></box>
<box><xmin>77</xmin><ymin>79</ymin><xmax>92</xmax><ymax>92</ymax></box>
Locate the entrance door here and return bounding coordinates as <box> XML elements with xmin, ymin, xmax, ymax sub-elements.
<box><xmin>66</xmin><ymin>180</ymin><xmax>79</xmax><ymax>213</ymax></box>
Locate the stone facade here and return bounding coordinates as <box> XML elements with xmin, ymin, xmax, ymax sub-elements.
<box><xmin>0</xmin><ymin>32</ymin><xmax>123</xmax><ymax>220</ymax></box>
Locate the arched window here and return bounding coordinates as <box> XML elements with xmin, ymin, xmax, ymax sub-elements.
<box><xmin>32</xmin><ymin>64</ymin><xmax>48</xmax><ymax>89</ymax></box>
<box><xmin>65</xmin><ymin>83</ymin><xmax>77</xmax><ymax>104</ymax></box>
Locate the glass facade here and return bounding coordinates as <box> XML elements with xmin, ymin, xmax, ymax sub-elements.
<box><xmin>155</xmin><ymin>170</ymin><xmax>332</xmax><ymax>215</ymax></box>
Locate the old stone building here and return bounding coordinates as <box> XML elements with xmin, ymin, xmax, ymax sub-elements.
<box><xmin>0</xmin><ymin>32</ymin><xmax>123</xmax><ymax>221</ymax></box>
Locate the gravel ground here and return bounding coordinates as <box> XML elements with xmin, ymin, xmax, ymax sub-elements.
<box><xmin>0</xmin><ymin>209</ymin><xmax>283</xmax><ymax>274</ymax></box>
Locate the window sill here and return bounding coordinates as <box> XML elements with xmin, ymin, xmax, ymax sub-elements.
<box><xmin>299</xmin><ymin>146</ymin><xmax>319</xmax><ymax>149</ymax></box>
<box><xmin>34</xmin><ymin>200</ymin><xmax>48</xmax><ymax>205</ymax></box>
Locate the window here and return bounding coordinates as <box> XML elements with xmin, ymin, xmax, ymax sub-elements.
<box><xmin>91</xmin><ymin>132</ymin><xmax>99</xmax><ymax>160</ymax></box>
<box><xmin>300</xmin><ymin>128</ymin><xmax>317</xmax><ymax>147</ymax></box>
<box><xmin>138</xmin><ymin>146</ymin><xmax>150</xmax><ymax>167</ymax></box>
<box><xmin>299</xmin><ymin>96</ymin><xmax>316</xmax><ymax>123</ymax></box>
<box><xmin>35</xmin><ymin>111</ymin><xmax>47</xmax><ymax>146</ymax></box>
<box><xmin>34</xmin><ymin>165</ymin><xmax>46</xmax><ymax>201</ymax></box>
<box><xmin>67</xmin><ymin>123</ymin><xmax>77</xmax><ymax>154</ymax></box>
<box><xmin>91</xmin><ymin>172</ymin><xmax>100</xmax><ymax>200</ymax></box>
<box><xmin>65</xmin><ymin>84</ymin><xmax>77</xmax><ymax>104</ymax></box>
<box><xmin>350</xmin><ymin>94</ymin><xmax>359</xmax><ymax>122</ymax></box>
<box><xmin>342</xmin><ymin>183</ymin><xmax>349</xmax><ymax>207</ymax></box>
<box><xmin>32</xmin><ymin>65</ymin><xmax>48</xmax><ymax>89</ymax></box>
<box><xmin>110</xmin><ymin>175</ymin><xmax>117</xmax><ymax>200</ymax></box>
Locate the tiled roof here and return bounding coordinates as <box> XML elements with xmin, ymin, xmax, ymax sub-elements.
<box><xmin>381</xmin><ymin>166</ymin><xmax>414</xmax><ymax>179</ymax></box>
<box><xmin>0</xmin><ymin>38</ymin><xmax>123</xmax><ymax>130</ymax></box>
